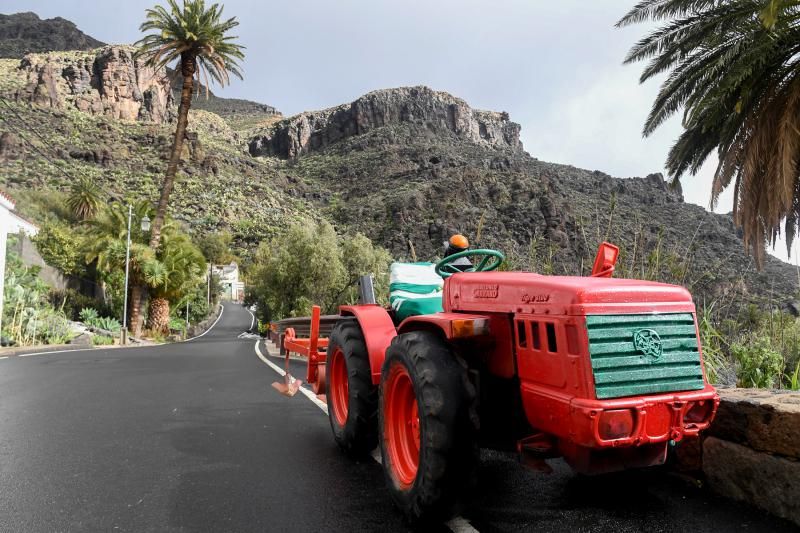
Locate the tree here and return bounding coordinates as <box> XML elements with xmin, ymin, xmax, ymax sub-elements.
<box><xmin>249</xmin><ymin>221</ymin><xmax>392</xmax><ymax>320</ymax></box>
<box><xmin>618</xmin><ymin>0</ymin><xmax>800</xmax><ymax>264</ymax></box>
<box><xmin>135</xmin><ymin>0</ymin><xmax>244</xmax><ymax>251</ymax></box>
<box><xmin>198</xmin><ymin>230</ymin><xmax>233</xmax><ymax>264</ymax></box>
<box><xmin>83</xmin><ymin>201</ymin><xmax>157</xmax><ymax>336</ymax></box>
<box><xmin>32</xmin><ymin>222</ymin><xmax>85</xmax><ymax>276</ymax></box>
<box><xmin>82</xmin><ymin>201</ymin><xmax>203</xmax><ymax>337</ymax></box>
<box><xmin>148</xmin><ymin>230</ymin><xmax>205</xmax><ymax>333</ymax></box>
<box><xmin>66</xmin><ymin>177</ymin><xmax>102</xmax><ymax>221</ymax></box>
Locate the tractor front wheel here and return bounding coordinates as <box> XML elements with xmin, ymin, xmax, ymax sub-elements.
<box><xmin>326</xmin><ymin>319</ymin><xmax>378</xmax><ymax>457</ymax></box>
<box><xmin>380</xmin><ymin>331</ymin><xmax>478</xmax><ymax>523</ymax></box>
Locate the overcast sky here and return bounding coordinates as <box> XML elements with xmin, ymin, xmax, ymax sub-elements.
<box><xmin>5</xmin><ymin>0</ymin><xmax>795</xmax><ymax>262</ymax></box>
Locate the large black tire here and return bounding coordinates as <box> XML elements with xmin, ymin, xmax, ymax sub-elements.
<box><xmin>379</xmin><ymin>330</ymin><xmax>479</xmax><ymax>524</ymax></box>
<box><xmin>326</xmin><ymin>319</ymin><xmax>378</xmax><ymax>457</ymax></box>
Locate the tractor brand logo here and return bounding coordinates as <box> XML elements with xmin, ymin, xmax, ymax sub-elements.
<box><xmin>521</xmin><ymin>293</ymin><xmax>550</xmax><ymax>304</ymax></box>
<box><xmin>473</xmin><ymin>284</ymin><xmax>499</xmax><ymax>298</ymax></box>
<box><xmin>633</xmin><ymin>329</ymin><xmax>662</xmax><ymax>361</ymax></box>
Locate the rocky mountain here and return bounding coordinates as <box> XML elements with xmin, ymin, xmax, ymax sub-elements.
<box><xmin>245</xmin><ymin>86</ymin><xmax>799</xmax><ymax>312</ymax></box>
<box><xmin>0</xmin><ymin>32</ymin><xmax>796</xmax><ymax>315</ymax></box>
<box><xmin>0</xmin><ymin>12</ymin><xmax>280</xmax><ymax>128</ymax></box>
<box><xmin>0</xmin><ymin>12</ymin><xmax>104</xmax><ymax>58</ymax></box>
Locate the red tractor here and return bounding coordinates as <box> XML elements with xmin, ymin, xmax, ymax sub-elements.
<box><xmin>278</xmin><ymin>243</ymin><xmax>718</xmax><ymax>523</ymax></box>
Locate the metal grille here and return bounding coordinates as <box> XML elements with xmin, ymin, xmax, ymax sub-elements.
<box><xmin>586</xmin><ymin>313</ymin><xmax>705</xmax><ymax>399</ymax></box>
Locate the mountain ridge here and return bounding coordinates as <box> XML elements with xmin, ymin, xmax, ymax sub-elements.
<box><xmin>0</xmin><ymin>14</ymin><xmax>796</xmax><ymax>316</ymax></box>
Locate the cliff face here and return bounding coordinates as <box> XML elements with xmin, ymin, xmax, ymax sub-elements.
<box><xmin>249</xmin><ymin>86</ymin><xmax>521</xmax><ymax>159</ymax></box>
<box><xmin>9</xmin><ymin>46</ymin><xmax>174</xmax><ymax>123</ymax></box>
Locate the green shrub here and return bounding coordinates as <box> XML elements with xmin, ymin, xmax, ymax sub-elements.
<box><xmin>731</xmin><ymin>337</ymin><xmax>784</xmax><ymax>388</ymax></box>
<box><xmin>92</xmin><ymin>335</ymin><xmax>114</xmax><ymax>346</ymax></box>
<box><xmin>169</xmin><ymin>317</ymin><xmax>187</xmax><ymax>333</ymax></box>
<box><xmin>49</xmin><ymin>289</ymin><xmax>114</xmax><ymax>322</ymax></box>
<box><xmin>32</xmin><ymin>222</ymin><xmax>86</xmax><ymax>275</ymax></box>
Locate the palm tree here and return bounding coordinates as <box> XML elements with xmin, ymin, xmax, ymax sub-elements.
<box><xmin>66</xmin><ymin>177</ymin><xmax>103</xmax><ymax>221</ymax></box>
<box><xmin>147</xmin><ymin>230</ymin><xmax>205</xmax><ymax>333</ymax></box>
<box><xmin>618</xmin><ymin>0</ymin><xmax>800</xmax><ymax>265</ymax></box>
<box><xmin>84</xmin><ymin>201</ymin><xmax>159</xmax><ymax>337</ymax></box>
<box><xmin>134</xmin><ymin>0</ymin><xmax>244</xmax><ymax>250</ymax></box>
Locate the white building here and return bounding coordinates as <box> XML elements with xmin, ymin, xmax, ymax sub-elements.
<box><xmin>0</xmin><ymin>190</ymin><xmax>40</xmax><ymax>333</ymax></box>
<box><xmin>213</xmin><ymin>262</ymin><xmax>244</xmax><ymax>303</ymax></box>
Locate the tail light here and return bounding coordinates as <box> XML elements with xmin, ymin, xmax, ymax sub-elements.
<box><xmin>684</xmin><ymin>400</ymin><xmax>713</xmax><ymax>426</ymax></box>
<box><xmin>598</xmin><ymin>409</ymin><xmax>635</xmax><ymax>440</ymax></box>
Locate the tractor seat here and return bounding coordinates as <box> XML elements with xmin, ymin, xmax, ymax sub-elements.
<box><xmin>389</xmin><ymin>262</ymin><xmax>444</xmax><ymax>322</ymax></box>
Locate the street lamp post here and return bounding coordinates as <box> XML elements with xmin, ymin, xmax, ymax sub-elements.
<box><xmin>121</xmin><ymin>210</ymin><xmax>151</xmax><ymax>345</ymax></box>
<box><xmin>121</xmin><ymin>205</ymin><xmax>133</xmax><ymax>345</ymax></box>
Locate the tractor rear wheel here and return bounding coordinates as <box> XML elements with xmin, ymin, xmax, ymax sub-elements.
<box><xmin>380</xmin><ymin>330</ymin><xmax>478</xmax><ymax>524</ymax></box>
<box><xmin>326</xmin><ymin>319</ymin><xmax>378</xmax><ymax>457</ymax></box>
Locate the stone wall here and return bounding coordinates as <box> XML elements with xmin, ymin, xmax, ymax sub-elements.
<box><xmin>676</xmin><ymin>388</ymin><xmax>800</xmax><ymax>526</ymax></box>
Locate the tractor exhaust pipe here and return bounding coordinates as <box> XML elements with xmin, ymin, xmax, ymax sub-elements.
<box><xmin>358</xmin><ymin>274</ymin><xmax>376</xmax><ymax>304</ymax></box>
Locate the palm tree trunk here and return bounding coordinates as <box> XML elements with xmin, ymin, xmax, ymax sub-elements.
<box><xmin>149</xmin><ymin>53</ymin><xmax>196</xmax><ymax>251</ymax></box>
<box><xmin>130</xmin><ymin>285</ymin><xmax>145</xmax><ymax>338</ymax></box>
<box><xmin>148</xmin><ymin>297</ymin><xmax>170</xmax><ymax>334</ymax></box>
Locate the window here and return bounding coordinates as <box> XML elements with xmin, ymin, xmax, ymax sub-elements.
<box><xmin>546</xmin><ymin>323</ymin><xmax>557</xmax><ymax>352</ymax></box>
<box><xmin>517</xmin><ymin>321</ymin><xmax>527</xmax><ymax>348</ymax></box>
<box><xmin>531</xmin><ymin>322</ymin><xmax>541</xmax><ymax>350</ymax></box>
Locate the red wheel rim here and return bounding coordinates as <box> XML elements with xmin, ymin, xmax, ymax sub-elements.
<box><xmin>384</xmin><ymin>362</ymin><xmax>420</xmax><ymax>489</ymax></box>
<box><xmin>329</xmin><ymin>347</ymin><xmax>349</xmax><ymax>427</ymax></box>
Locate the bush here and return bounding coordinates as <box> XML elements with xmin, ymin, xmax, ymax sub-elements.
<box><xmin>169</xmin><ymin>317</ymin><xmax>187</xmax><ymax>333</ymax></box>
<box><xmin>32</xmin><ymin>222</ymin><xmax>85</xmax><ymax>276</ymax></box>
<box><xmin>731</xmin><ymin>336</ymin><xmax>784</xmax><ymax>388</ymax></box>
<box><xmin>249</xmin><ymin>220</ymin><xmax>391</xmax><ymax>320</ymax></box>
<box><xmin>49</xmin><ymin>289</ymin><xmax>114</xmax><ymax>322</ymax></box>
<box><xmin>91</xmin><ymin>335</ymin><xmax>114</xmax><ymax>346</ymax></box>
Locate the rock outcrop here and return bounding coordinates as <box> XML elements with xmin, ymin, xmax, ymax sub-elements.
<box><xmin>249</xmin><ymin>86</ymin><xmax>522</xmax><ymax>158</ymax></box>
<box><xmin>12</xmin><ymin>46</ymin><xmax>174</xmax><ymax>123</ymax></box>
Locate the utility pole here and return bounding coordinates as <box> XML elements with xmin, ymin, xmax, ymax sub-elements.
<box><xmin>121</xmin><ymin>204</ymin><xmax>132</xmax><ymax>345</ymax></box>
<box><xmin>207</xmin><ymin>262</ymin><xmax>212</xmax><ymax>307</ymax></box>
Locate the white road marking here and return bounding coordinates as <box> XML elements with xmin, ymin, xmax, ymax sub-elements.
<box><xmin>371</xmin><ymin>447</ymin><xmax>382</xmax><ymax>464</ymax></box>
<box><xmin>253</xmin><ymin>338</ymin><xmax>478</xmax><ymax>533</ymax></box>
<box><xmin>246</xmin><ymin>308</ymin><xmax>255</xmax><ymax>332</ymax></box>
<box><xmin>254</xmin><ymin>339</ymin><xmax>328</xmax><ymax>414</ymax></box>
<box><xmin>182</xmin><ymin>304</ymin><xmax>224</xmax><ymax>342</ymax></box>
<box><xmin>17</xmin><ymin>347</ymin><xmax>96</xmax><ymax>357</ymax></box>
<box><xmin>446</xmin><ymin>516</ymin><xmax>480</xmax><ymax>533</ymax></box>
<box><xmin>0</xmin><ymin>356</ymin><xmax>7</xmax><ymax>360</ymax></box>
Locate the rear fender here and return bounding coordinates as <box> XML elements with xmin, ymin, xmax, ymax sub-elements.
<box><xmin>339</xmin><ymin>305</ymin><xmax>396</xmax><ymax>385</ymax></box>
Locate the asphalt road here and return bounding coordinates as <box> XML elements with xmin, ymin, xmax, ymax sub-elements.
<box><xmin>0</xmin><ymin>302</ymin><xmax>796</xmax><ymax>532</ymax></box>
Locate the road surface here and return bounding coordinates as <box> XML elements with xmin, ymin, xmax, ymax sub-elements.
<box><xmin>0</xmin><ymin>302</ymin><xmax>795</xmax><ymax>532</ymax></box>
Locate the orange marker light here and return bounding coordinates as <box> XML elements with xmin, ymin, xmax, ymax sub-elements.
<box><xmin>449</xmin><ymin>234</ymin><xmax>469</xmax><ymax>249</ymax></box>
<box><xmin>452</xmin><ymin>318</ymin><xmax>490</xmax><ymax>338</ymax></box>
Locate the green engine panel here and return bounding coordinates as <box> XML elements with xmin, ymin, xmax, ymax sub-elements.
<box><xmin>585</xmin><ymin>313</ymin><xmax>705</xmax><ymax>399</ymax></box>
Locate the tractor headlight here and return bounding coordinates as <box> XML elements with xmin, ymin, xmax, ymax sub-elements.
<box><xmin>598</xmin><ymin>409</ymin><xmax>635</xmax><ymax>440</ymax></box>
<box><xmin>683</xmin><ymin>400</ymin><xmax>713</xmax><ymax>426</ymax></box>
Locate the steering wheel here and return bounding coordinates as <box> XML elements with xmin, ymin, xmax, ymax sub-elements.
<box><xmin>435</xmin><ymin>249</ymin><xmax>505</xmax><ymax>278</ymax></box>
